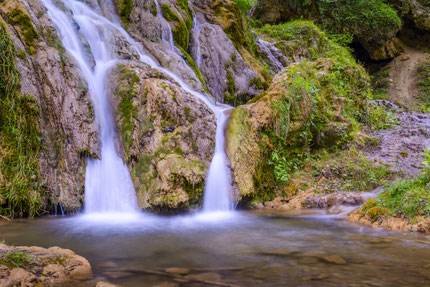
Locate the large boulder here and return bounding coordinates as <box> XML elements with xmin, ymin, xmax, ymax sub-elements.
<box><xmin>390</xmin><ymin>0</ymin><xmax>430</xmax><ymax>31</ymax></box>
<box><xmin>252</xmin><ymin>0</ymin><xmax>403</xmax><ymax>60</ymax></box>
<box><xmin>0</xmin><ymin>0</ymin><xmax>100</xmax><ymax>217</ymax></box>
<box><xmin>109</xmin><ymin>63</ymin><xmax>216</xmax><ymax>212</ymax></box>
<box><xmin>226</xmin><ymin>40</ymin><xmax>370</xmax><ymax>203</ymax></box>
<box><xmin>0</xmin><ymin>243</ymin><xmax>92</xmax><ymax>286</ymax></box>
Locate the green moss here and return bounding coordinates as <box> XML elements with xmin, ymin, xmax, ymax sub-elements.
<box><xmin>256</xmin><ymin>20</ymin><xmax>332</xmax><ymax>61</ymax></box>
<box><xmin>371</xmin><ymin>150</ymin><xmax>430</xmax><ymax>219</ymax></box>
<box><xmin>178</xmin><ymin>46</ymin><xmax>208</xmax><ymax>93</ymax></box>
<box><xmin>224</xmin><ymin>70</ymin><xmax>237</xmax><ymax>105</ymax></box>
<box><xmin>150</xmin><ymin>1</ymin><xmax>158</xmax><ymax>16</ymax></box>
<box><xmin>118</xmin><ymin>0</ymin><xmax>133</xmax><ymax>27</ymax></box>
<box><xmin>115</xmin><ymin>66</ymin><xmax>140</xmax><ymax>154</ymax></box>
<box><xmin>249</xmin><ymin>77</ymin><xmax>269</xmax><ymax>90</ymax></box>
<box><xmin>317</xmin><ymin>0</ymin><xmax>401</xmax><ymax>38</ymax></box>
<box><xmin>8</xmin><ymin>9</ymin><xmax>39</xmax><ymax>55</ymax></box>
<box><xmin>0</xmin><ymin>23</ymin><xmax>42</xmax><ymax>218</ymax></box>
<box><xmin>360</xmin><ymin>199</ymin><xmax>389</xmax><ymax>222</ymax></box>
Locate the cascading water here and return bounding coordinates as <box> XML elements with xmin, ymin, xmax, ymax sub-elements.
<box><xmin>42</xmin><ymin>0</ymin><xmax>233</xmax><ymax>214</ymax></box>
<box><xmin>154</xmin><ymin>0</ymin><xmax>175</xmax><ymax>50</ymax></box>
<box><xmin>191</xmin><ymin>14</ymin><xmax>202</xmax><ymax>68</ymax></box>
<box><xmin>41</xmin><ymin>0</ymin><xmax>138</xmax><ymax>214</ymax></box>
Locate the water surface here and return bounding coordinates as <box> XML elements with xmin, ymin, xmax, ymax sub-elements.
<box><xmin>1</xmin><ymin>212</ymin><xmax>430</xmax><ymax>286</ymax></box>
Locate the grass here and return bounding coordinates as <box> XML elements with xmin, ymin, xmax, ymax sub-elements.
<box><xmin>0</xmin><ymin>23</ymin><xmax>42</xmax><ymax>218</ymax></box>
<box><xmin>293</xmin><ymin>147</ymin><xmax>395</xmax><ymax>194</ymax></box>
<box><xmin>371</xmin><ymin>149</ymin><xmax>430</xmax><ymax>219</ymax></box>
<box><xmin>0</xmin><ymin>251</ymin><xmax>34</xmax><ymax>268</ymax></box>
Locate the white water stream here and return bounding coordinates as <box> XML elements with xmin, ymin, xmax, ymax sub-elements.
<box><xmin>42</xmin><ymin>0</ymin><xmax>233</xmax><ymax>214</ymax></box>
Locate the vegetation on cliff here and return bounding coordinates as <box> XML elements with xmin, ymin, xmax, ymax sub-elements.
<box><xmin>0</xmin><ymin>23</ymin><xmax>41</xmax><ymax>218</ymax></box>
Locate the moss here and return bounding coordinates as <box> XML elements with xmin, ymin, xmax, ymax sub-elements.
<box><xmin>7</xmin><ymin>9</ymin><xmax>39</xmax><ymax>55</ymax></box>
<box><xmin>178</xmin><ymin>46</ymin><xmax>208</xmax><ymax>93</ymax></box>
<box><xmin>256</xmin><ymin>20</ymin><xmax>332</xmax><ymax>62</ymax></box>
<box><xmin>360</xmin><ymin>199</ymin><xmax>389</xmax><ymax>222</ymax></box>
<box><xmin>115</xmin><ymin>66</ymin><xmax>140</xmax><ymax>154</ymax></box>
<box><xmin>0</xmin><ymin>23</ymin><xmax>42</xmax><ymax>218</ymax></box>
<box><xmin>150</xmin><ymin>1</ymin><xmax>158</xmax><ymax>16</ymax></box>
<box><xmin>249</xmin><ymin>77</ymin><xmax>269</xmax><ymax>90</ymax></box>
<box><xmin>118</xmin><ymin>0</ymin><xmax>133</xmax><ymax>27</ymax></box>
<box><xmin>224</xmin><ymin>70</ymin><xmax>236</xmax><ymax>105</ymax></box>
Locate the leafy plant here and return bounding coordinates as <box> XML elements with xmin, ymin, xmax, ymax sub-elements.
<box><xmin>0</xmin><ymin>251</ymin><xmax>34</xmax><ymax>268</ymax></box>
<box><xmin>231</xmin><ymin>0</ymin><xmax>256</xmax><ymax>13</ymax></box>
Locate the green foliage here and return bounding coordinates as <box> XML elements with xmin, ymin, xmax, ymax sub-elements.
<box><xmin>370</xmin><ymin>69</ymin><xmax>391</xmax><ymax>100</ymax></box>
<box><xmin>366</xmin><ymin>104</ymin><xmax>400</xmax><ymax>131</ymax></box>
<box><xmin>161</xmin><ymin>3</ymin><xmax>193</xmax><ymax>51</ymax></box>
<box><xmin>0</xmin><ymin>252</ymin><xmax>34</xmax><ymax>268</ymax></box>
<box><xmin>308</xmin><ymin>148</ymin><xmax>394</xmax><ymax>193</ymax></box>
<box><xmin>0</xmin><ymin>24</ymin><xmax>42</xmax><ymax>218</ymax></box>
<box><xmin>118</xmin><ymin>0</ymin><xmax>133</xmax><ymax>27</ymax></box>
<box><xmin>115</xmin><ymin>65</ymin><xmax>139</xmax><ymax>154</ymax></box>
<box><xmin>231</xmin><ymin>0</ymin><xmax>256</xmax><ymax>13</ymax></box>
<box><xmin>177</xmin><ymin>46</ymin><xmax>209</xmax><ymax>93</ymax></box>
<box><xmin>373</xmin><ymin>149</ymin><xmax>430</xmax><ymax>219</ymax></box>
<box><xmin>8</xmin><ymin>9</ymin><xmax>39</xmax><ymax>55</ymax></box>
<box><xmin>360</xmin><ymin>199</ymin><xmax>389</xmax><ymax>222</ymax></box>
<box><xmin>317</xmin><ymin>0</ymin><xmax>401</xmax><ymax>42</ymax></box>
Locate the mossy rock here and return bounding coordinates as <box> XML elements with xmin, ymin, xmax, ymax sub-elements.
<box><xmin>227</xmin><ymin>29</ymin><xmax>371</xmax><ymax>203</ymax></box>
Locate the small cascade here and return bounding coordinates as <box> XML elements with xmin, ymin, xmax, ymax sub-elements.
<box><xmin>42</xmin><ymin>0</ymin><xmax>233</xmax><ymax>214</ymax></box>
<box><xmin>191</xmin><ymin>13</ymin><xmax>202</xmax><ymax>68</ymax></box>
<box><xmin>41</xmin><ymin>0</ymin><xmax>138</xmax><ymax>214</ymax></box>
<box><xmin>154</xmin><ymin>0</ymin><xmax>175</xmax><ymax>50</ymax></box>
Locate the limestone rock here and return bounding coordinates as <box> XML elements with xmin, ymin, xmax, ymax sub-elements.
<box><xmin>0</xmin><ymin>244</ymin><xmax>92</xmax><ymax>286</ymax></box>
<box><xmin>109</xmin><ymin>62</ymin><xmax>216</xmax><ymax>211</ymax></box>
<box><xmin>0</xmin><ymin>0</ymin><xmax>100</xmax><ymax>215</ymax></box>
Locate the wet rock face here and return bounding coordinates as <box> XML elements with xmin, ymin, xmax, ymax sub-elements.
<box><xmin>114</xmin><ymin>0</ymin><xmax>207</xmax><ymax>94</ymax></box>
<box><xmin>0</xmin><ymin>0</ymin><xmax>100</xmax><ymax>214</ymax></box>
<box><xmin>0</xmin><ymin>243</ymin><xmax>92</xmax><ymax>286</ymax></box>
<box><xmin>109</xmin><ymin>63</ymin><xmax>216</xmax><ymax>212</ymax></box>
<box><xmin>190</xmin><ymin>16</ymin><xmax>261</xmax><ymax>104</ymax></box>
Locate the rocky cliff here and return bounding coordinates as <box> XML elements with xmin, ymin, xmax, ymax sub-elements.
<box><xmin>0</xmin><ymin>0</ymin><xmax>99</xmax><ymax>217</ymax></box>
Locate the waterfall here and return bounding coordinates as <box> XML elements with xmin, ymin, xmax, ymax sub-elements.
<box><xmin>154</xmin><ymin>0</ymin><xmax>175</xmax><ymax>50</ymax></box>
<box><xmin>191</xmin><ymin>13</ymin><xmax>202</xmax><ymax>68</ymax></box>
<box><xmin>42</xmin><ymin>0</ymin><xmax>233</xmax><ymax>214</ymax></box>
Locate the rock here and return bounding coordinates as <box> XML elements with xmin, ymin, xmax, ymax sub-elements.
<box><xmin>414</xmin><ymin>218</ymin><xmax>430</xmax><ymax>233</ymax></box>
<box><xmin>165</xmin><ymin>267</ymin><xmax>190</xmax><ymax>275</ymax></box>
<box><xmin>153</xmin><ymin>282</ymin><xmax>180</xmax><ymax>287</ymax></box>
<box><xmin>8</xmin><ymin>268</ymin><xmax>37</xmax><ymax>285</ymax></box>
<box><xmin>320</xmin><ymin>255</ymin><xmax>347</xmax><ymax>265</ymax></box>
<box><xmin>185</xmin><ymin>272</ymin><xmax>222</xmax><ymax>282</ymax></box>
<box><xmin>109</xmin><ymin>63</ymin><xmax>216</xmax><ymax>211</ymax></box>
<box><xmin>95</xmin><ymin>281</ymin><xmax>123</xmax><ymax>287</ymax></box>
<box><xmin>0</xmin><ymin>244</ymin><xmax>92</xmax><ymax>286</ymax></box>
<box><xmin>0</xmin><ymin>0</ymin><xmax>100</xmax><ymax>214</ymax></box>
<box><xmin>227</xmin><ymin>52</ymin><xmax>369</xmax><ymax>201</ymax></box>
<box><xmin>390</xmin><ymin>0</ymin><xmax>430</xmax><ymax>31</ymax></box>
<box><xmin>252</xmin><ymin>0</ymin><xmax>402</xmax><ymax>60</ymax></box>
